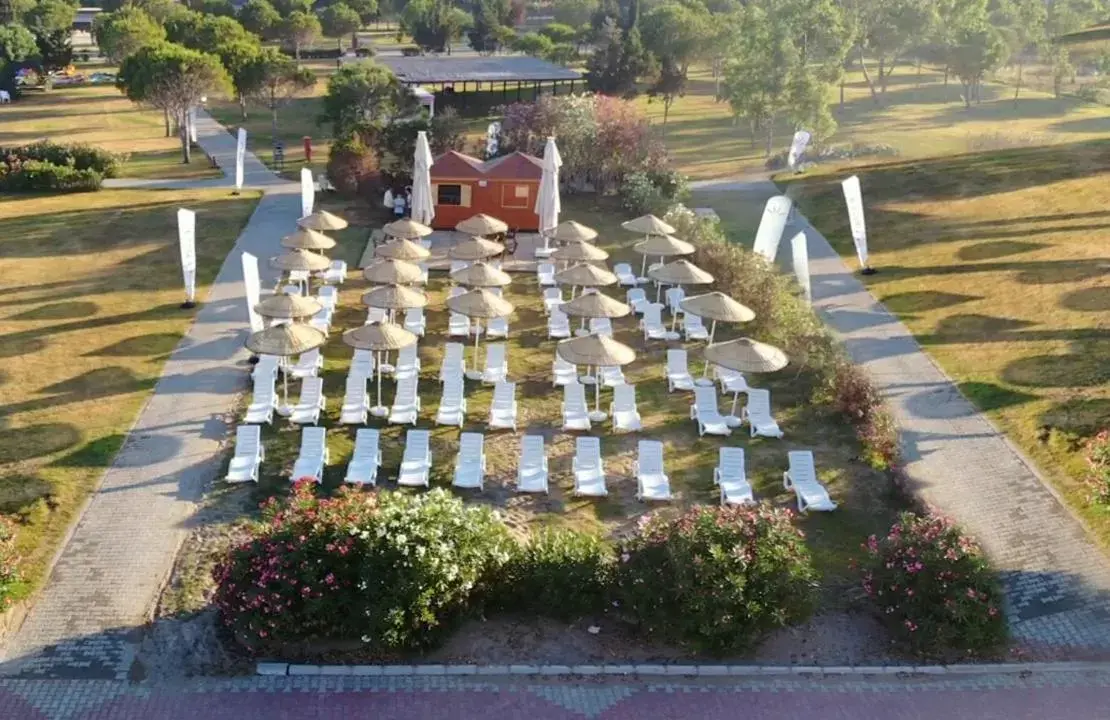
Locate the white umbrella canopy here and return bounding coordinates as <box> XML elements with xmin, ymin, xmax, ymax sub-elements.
<box><xmin>556</xmin><ymin>333</ymin><xmax>636</xmax><ymax>419</ymax></box>
<box><xmin>281</xmin><ymin>228</ymin><xmax>337</xmax><ymax>251</ymax></box>
<box><xmin>450</xmin><ymin>261</ymin><xmax>513</xmax><ymax>288</ymax></box>
<box><xmin>456</xmin><ymin>213</ymin><xmax>508</xmax><ymax>237</ymax></box>
<box><xmin>449</xmin><ymin>236</ymin><xmax>506</xmax><ymax>261</ymax></box>
<box><xmin>551</xmin><ymin>220</ymin><xmax>597</xmax><ymax>244</ymax></box>
<box><xmin>382</xmin><ymin>218</ymin><xmax>433</xmax><ymax>239</ymax></box>
<box><xmin>297</xmin><ymin>210</ymin><xmax>348</xmax><ymax>232</ymax></box>
<box><xmin>551</xmin><ymin>242</ymin><xmax>609</xmax><ymax>264</ymax></box>
<box><xmin>376</xmin><ymin>238</ymin><xmax>431</xmax><ymax>262</ymax></box>
<box><xmin>411</xmin><ymin>130</ymin><xmax>435</xmax><ymax>226</ymax></box>
<box><xmin>343</xmin><ymin>322</ymin><xmax>418</xmax><ymax>417</ymax></box>
<box><xmin>362</xmin><ymin>257</ymin><xmax>425</xmax><ymax>285</ymax></box>
<box><xmin>534</xmin><ymin>136</ymin><xmax>562</xmax><ymax>251</ymax></box>
<box><xmin>255</xmin><ymin>293</ymin><xmax>323</xmax><ymax>320</ymax></box>
<box><xmin>622</xmin><ymin>214</ymin><xmax>675</xmax><ymax>236</ymax></box>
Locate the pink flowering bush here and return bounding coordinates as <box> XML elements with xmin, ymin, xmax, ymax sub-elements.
<box><xmin>213</xmin><ymin>481</ymin><xmax>513</xmax><ymax>652</ymax></box>
<box><xmin>1085</xmin><ymin>430</ymin><xmax>1110</xmax><ymax>504</ymax></box>
<box><xmin>859</xmin><ymin>512</ymin><xmax>1007</xmax><ymax>657</ymax></box>
<box><xmin>615</xmin><ymin>506</ymin><xmax>817</xmax><ymax>654</ymax></box>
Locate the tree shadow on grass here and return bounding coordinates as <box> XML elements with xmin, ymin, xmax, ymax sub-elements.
<box><xmin>50</xmin><ymin>433</ymin><xmax>127</xmax><ymax>468</ymax></box>
<box><xmin>1050</xmin><ymin>116</ymin><xmax>1110</xmax><ymax>134</ymax></box>
<box><xmin>1002</xmin><ymin>354</ymin><xmax>1110</xmax><ymax>388</ymax></box>
<box><xmin>86</xmin><ymin>333</ymin><xmax>183</xmax><ymax>358</ymax></box>
<box><xmin>0</xmin><ymin>474</ymin><xmax>55</xmax><ymax>515</ymax></box>
<box><xmin>8</xmin><ymin>301</ymin><xmax>99</xmax><ymax>322</ymax></box>
<box><xmin>956</xmin><ymin>240</ymin><xmax>1046</xmax><ymax>262</ymax></box>
<box><xmin>881</xmin><ymin>290</ymin><xmax>980</xmax><ymax>314</ymax></box>
<box><xmin>0</xmin><ymin>423</ymin><xmax>82</xmax><ymax>464</ymax></box>
<box><xmin>1039</xmin><ymin>398</ymin><xmax>1110</xmax><ymax>438</ymax></box>
<box><xmin>1060</xmin><ymin>287</ymin><xmax>1110</xmax><ymax>312</ymax></box>
<box><xmin>956</xmin><ymin>382</ymin><xmax>1038</xmax><ymax>412</ymax></box>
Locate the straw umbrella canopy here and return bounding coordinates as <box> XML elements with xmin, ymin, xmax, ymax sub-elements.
<box><xmin>382</xmin><ymin>218</ymin><xmax>433</xmax><ymax>240</ymax></box>
<box><xmin>272</xmin><ymin>248</ymin><xmax>332</xmax><ymax>273</ymax></box>
<box><xmin>375</xmin><ymin>238</ymin><xmax>431</xmax><ymax>262</ymax></box>
<box><xmin>551</xmin><ymin>242</ymin><xmax>609</xmax><ymax>265</ymax></box>
<box><xmin>551</xmin><ymin>220</ymin><xmax>598</xmax><ymax>244</ymax></box>
<box><xmin>281</xmin><ymin>228</ymin><xmax>337</xmax><ymax>252</ymax></box>
<box><xmin>650</xmin><ymin>259</ymin><xmax>714</xmax><ymax>286</ymax></box>
<box><xmin>362</xmin><ymin>257</ymin><xmax>424</xmax><ymax>285</ymax></box>
<box><xmin>297</xmin><ymin>210</ymin><xmax>348</xmax><ymax>232</ymax></box>
<box><xmin>554</xmin><ymin>263</ymin><xmax>618</xmax><ymax>298</ymax></box>
<box><xmin>556</xmin><ymin>334</ymin><xmax>636</xmax><ymax>420</ymax></box>
<box><xmin>559</xmin><ymin>291</ymin><xmax>631</xmax><ymax>336</ymax></box>
<box><xmin>449</xmin><ymin>235</ymin><xmax>505</xmax><ymax>261</ymax></box>
<box><xmin>254</xmin><ymin>293</ymin><xmax>323</xmax><ymax>320</ymax></box>
<box><xmin>456</xmin><ymin>213</ymin><xmax>508</xmax><ymax>237</ymax></box>
<box><xmin>704</xmin><ymin>338</ymin><xmax>789</xmax><ymax>424</ymax></box>
<box><xmin>447</xmin><ymin>289</ymin><xmax>515</xmax><ymax>378</ymax></box>
<box><xmin>450</xmin><ymin>261</ymin><xmax>512</xmax><ymax>288</ymax></box>
<box><xmin>361</xmin><ymin>283</ymin><xmax>428</xmax><ymax>322</ymax></box>
<box><xmin>632</xmin><ymin>234</ymin><xmax>695</xmax><ymax>277</ymax></box>
<box><xmin>245</xmin><ymin>323</ymin><xmax>327</xmax><ymax>414</ymax></box>
<box><xmin>343</xmin><ymin>322</ymin><xmax>418</xmax><ymax>417</ymax></box>
<box><xmin>682</xmin><ymin>291</ymin><xmax>757</xmax><ymax>384</ymax></box>
<box><xmin>622</xmin><ymin>214</ymin><xmax>675</xmax><ymax>237</ymax></box>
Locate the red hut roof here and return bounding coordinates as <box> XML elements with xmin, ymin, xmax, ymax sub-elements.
<box><xmin>430</xmin><ymin>150</ymin><xmax>543</xmax><ymax>180</ymax></box>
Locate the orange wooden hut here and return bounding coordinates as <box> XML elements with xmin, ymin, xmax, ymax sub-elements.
<box><xmin>428</xmin><ymin>150</ymin><xmax>543</xmax><ymax>231</ymax></box>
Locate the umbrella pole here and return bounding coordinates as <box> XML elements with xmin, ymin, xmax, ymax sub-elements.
<box><xmin>277</xmin><ymin>359</ymin><xmax>291</xmax><ymax>416</ymax></box>
<box><xmin>726</xmin><ymin>389</ymin><xmax>743</xmax><ymax>428</ymax></box>
<box><xmin>701</xmin><ymin>320</ymin><xmax>718</xmax><ymax>381</ymax></box>
<box><xmin>640</xmin><ymin>255</ymin><xmax>647</xmax><ymax>278</ymax></box>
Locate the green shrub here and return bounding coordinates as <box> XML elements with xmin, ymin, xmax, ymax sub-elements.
<box><xmin>619</xmin><ymin>169</ymin><xmax>689</xmax><ymax>216</ymax></box>
<box><xmin>859</xmin><ymin>512</ymin><xmax>1007</xmax><ymax>657</ymax></box>
<box><xmin>491</xmin><ymin>528</ymin><xmax>615</xmax><ymax>620</ymax></box>
<box><xmin>1085</xmin><ymin>429</ymin><xmax>1110</xmax><ymax>504</ymax></box>
<box><xmin>213</xmin><ymin>482</ymin><xmax>514</xmax><ymax>652</ymax></box>
<box><xmin>2</xmin><ymin>141</ymin><xmax>121</xmax><ymax>177</ymax></box>
<box><xmin>616</xmin><ymin>506</ymin><xmax>818</xmax><ymax>653</ymax></box>
<box><xmin>820</xmin><ymin>361</ymin><xmax>901</xmax><ymax>470</ymax></box>
<box><xmin>0</xmin><ymin>160</ymin><xmax>103</xmax><ymax>192</ymax></box>
<box><xmin>0</xmin><ymin>516</ymin><xmax>22</xmax><ymax>608</ymax></box>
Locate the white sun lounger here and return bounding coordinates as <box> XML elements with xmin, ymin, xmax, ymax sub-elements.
<box><xmin>743</xmin><ymin>388</ymin><xmax>784</xmax><ymax>438</ymax></box>
<box><xmin>321</xmin><ymin>260</ymin><xmax>347</xmax><ymax>284</ymax></box>
<box><xmin>448</xmin><ymin>312</ymin><xmax>470</xmax><ymax>337</ymax></box>
<box><xmin>394</xmin><ymin>344</ymin><xmax>420</xmax><ymax>379</ymax></box>
<box><xmin>598</xmin><ymin>365</ymin><xmax>625</xmax><ymax>387</ymax></box>
<box><xmin>666</xmin><ymin>349</ymin><xmax>696</xmax><ymax>392</ymax></box>
<box><xmin>487</xmin><ymin>287</ymin><xmax>503</xmax><ymax>298</ymax></box>
<box><xmin>537</xmin><ymin>262</ymin><xmax>556</xmax><ymax>286</ymax></box>
<box><xmin>482</xmin><ymin>343</ymin><xmax>508</xmax><ymax>384</ymax></box>
<box><xmin>488</xmin><ymin>381</ymin><xmax>518</xmax><ymax>430</ymax></box>
<box><xmin>715</xmin><ymin>447</ymin><xmax>754</xmax><ymax>506</ymax></box>
<box><xmin>244</xmin><ymin>375</ymin><xmax>277</xmax><ymax>424</ymax></box>
<box><xmin>225</xmin><ymin>425</ymin><xmax>263</xmax><ymax>482</ymax></box>
<box><xmin>291</xmin><ymin>426</ymin><xmax>328</xmax><ymax>482</ymax></box>
<box><xmin>287</xmin><ymin>348</ymin><xmax>323</xmax><ymax>380</ymax></box>
<box><xmin>440</xmin><ymin>343</ymin><xmax>466</xmax><ymax>383</ymax></box>
<box><xmin>365</xmin><ymin>307</ymin><xmax>387</xmax><ymax>325</ymax></box>
<box><xmin>350</xmin><ymin>349</ymin><xmax>375</xmax><ymax>378</ymax></box>
<box><xmin>666</xmin><ymin>286</ymin><xmax>686</xmax><ymax>316</ymax></box>
<box><xmin>784</xmin><ymin>450</ymin><xmax>837</xmax><ymax>512</ymax></box>
<box><xmin>543</xmin><ymin>287</ymin><xmax>564</xmax><ymax>315</ymax></box>
<box><xmin>573</xmin><ymin>436</ymin><xmax>608</xmax><ymax>497</ymax></box>
<box><xmin>635</xmin><ymin>440</ymin><xmax>672</xmax><ymax>501</ymax></box>
<box><xmin>640</xmin><ymin>305</ymin><xmax>667</xmax><ymax>341</ymax></box>
<box><xmin>309</xmin><ymin>316</ymin><xmax>330</xmax><ymax>336</ymax></box>
<box><xmin>345</xmin><ymin>428</ymin><xmax>381</xmax><ymax>485</ymax></box>
<box><xmin>486</xmin><ymin>316</ymin><xmax>509</xmax><ymax>339</ymax></box>
<box><xmin>715</xmin><ymin>366</ymin><xmax>748</xmax><ymax>394</ymax></box>
<box><xmin>610</xmin><ymin>383</ymin><xmax>642</xmax><ymax>432</ymax></box>
<box><xmin>548</xmin><ymin>309</ymin><xmax>572</xmax><ymax>339</ymax></box>
<box><xmin>615</xmin><ymin>262</ymin><xmax>637</xmax><ymax>287</ymax></box>
<box><xmin>450</xmin><ymin>260</ymin><xmax>470</xmax><ymax>274</ymax></box>
<box><xmin>252</xmin><ymin>354</ymin><xmax>280</xmax><ymax>381</ymax></box>
<box><xmin>589</xmin><ymin>317</ymin><xmax>613</xmax><ymax>337</ymax></box>
<box><xmin>553</xmin><ymin>355</ymin><xmax>578</xmax><ymax>386</ymax></box>
<box><xmin>453</xmin><ymin>432</ymin><xmax>486</xmax><ymax>490</ymax></box>
<box><xmin>517</xmin><ymin>435</ymin><xmax>548</xmax><ymax>493</ymax></box>
<box><xmin>339</xmin><ymin>374</ymin><xmax>369</xmax><ymax>425</ymax></box>
<box><xmin>690</xmin><ymin>385</ymin><xmax>732</xmax><ymax>437</ymax></box>
<box><xmin>290</xmin><ymin>377</ymin><xmax>326</xmax><ymax>425</ymax></box>
<box><xmin>684</xmin><ymin>313</ymin><xmax>710</xmax><ymax>341</ymax></box>
<box><xmin>389</xmin><ymin>374</ymin><xmax>420</xmax><ymax>425</ymax></box>
<box><xmin>562</xmin><ymin>382</ymin><xmax>591</xmax><ymax>431</ymax></box>
<box><xmin>435</xmin><ymin>375</ymin><xmax>467</xmax><ymax>426</ymax></box>
<box><xmin>398</xmin><ymin>429</ymin><xmax>431</xmax><ymax>487</ymax></box>
<box><xmin>317</xmin><ymin>284</ymin><xmax>338</xmax><ymax>309</ymax></box>
<box><xmin>404</xmin><ymin>307</ymin><xmax>426</xmax><ymax>336</ymax></box>
<box><xmin>626</xmin><ymin>287</ymin><xmax>649</xmax><ymax>314</ymax></box>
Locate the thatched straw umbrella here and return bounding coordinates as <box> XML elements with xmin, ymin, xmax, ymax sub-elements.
<box><xmin>556</xmin><ymin>334</ymin><xmax>636</xmax><ymax>421</ymax></box>
<box><xmin>281</xmin><ymin>228</ymin><xmax>337</xmax><ymax>252</ymax></box>
<box><xmin>298</xmin><ymin>210</ymin><xmax>348</xmax><ymax>232</ymax></box>
<box><xmin>343</xmin><ymin>323</ymin><xmax>418</xmax><ymax>417</ymax></box>
<box><xmin>449</xmin><ymin>261</ymin><xmax>513</xmax><ymax>288</ymax></box>
<box><xmin>704</xmin><ymin>338</ymin><xmax>788</xmax><ymax>425</ymax></box>
<box><xmin>559</xmin><ymin>291</ymin><xmax>630</xmax><ymax>337</ymax></box>
<box><xmin>382</xmin><ymin>218</ymin><xmax>433</xmax><ymax>240</ymax></box>
<box><xmin>375</xmin><ymin>238</ymin><xmax>431</xmax><ymax>262</ymax></box>
<box><xmin>245</xmin><ymin>322</ymin><xmax>327</xmax><ymax>415</ymax></box>
<box><xmin>456</xmin><ymin>213</ymin><xmax>508</xmax><ymax>237</ymax></box>
<box><xmin>447</xmin><ymin>289</ymin><xmax>515</xmax><ymax>378</ymax></box>
<box><xmin>554</xmin><ymin>262</ymin><xmax>618</xmax><ymax>299</ymax></box>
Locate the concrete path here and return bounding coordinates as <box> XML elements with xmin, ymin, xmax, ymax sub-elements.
<box><xmin>0</xmin><ymin>111</ymin><xmax>299</xmax><ymax>679</ymax></box>
<box><xmin>4</xmin><ymin>671</ymin><xmax>1110</xmax><ymax>719</ymax></box>
<box><xmin>694</xmin><ymin>177</ymin><xmax>1110</xmax><ymax>656</ymax></box>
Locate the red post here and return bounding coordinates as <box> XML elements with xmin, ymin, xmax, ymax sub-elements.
<box><xmin>303</xmin><ymin>136</ymin><xmax>312</xmax><ymax>163</ymax></box>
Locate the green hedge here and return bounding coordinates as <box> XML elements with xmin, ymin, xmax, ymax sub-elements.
<box><xmin>0</xmin><ymin>141</ymin><xmax>122</xmax><ymax>193</ymax></box>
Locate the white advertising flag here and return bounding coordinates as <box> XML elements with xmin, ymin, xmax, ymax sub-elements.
<box><xmin>177</xmin><ymin>208</ymin><xmax>197</xmax><ymax>306</ymax></box>
<box><xmin>300</xmin><ymin>167</ymin><xmax>314</xmax><ymax>219</ymax></box>
<box><xmin>188</xmin><ymin>107</ymin><xmax>198</xmax><ymax>143</ymax></box>
<box><xmin>787</xmin><ymin>130</ymin><xmax>811</xmax><ymax>170</ymax></box>
<box><xmin>790</xmin><ymin>231</ymin><xmax>811</xmax><ymax>304</ymax></box>
<box><xmin>752</xmin><ymin>195</ymin><xmax>793</xmax><ymax>262</ymax></box>
<box><xmin>842</xmin><ymin>175</ymin><xmax>869</xmax><ymax>270</ymax></box>
<box><xmin>241</xmin><ymin>252</ymin><xmax>264</xmax><ymax>333</ymax></box>
<box><xmin>235</xmin><ymin>127</ymin><xmax>246</xmax><ymax>191</ymax></box>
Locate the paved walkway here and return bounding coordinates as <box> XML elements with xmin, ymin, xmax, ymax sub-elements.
<box><xmin>0</xmin><ymin>112</ymin><xmax>299</xmax><ymax>679</ymax></box>
<box><xmin>3</xmin><ymin>671</ymin><xmax>1110</xmax><ymax>719</ymax></box>
<box><xmin>694</xmin><ymin>178</ymin><xmax>1110</xmax><ymax>656</ymax></box>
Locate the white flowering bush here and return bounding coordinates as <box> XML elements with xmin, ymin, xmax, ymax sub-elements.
<box><xmin>214</xmin><ymin>481</ymin><xmax>514</xmax><ymax>651</ymax></box>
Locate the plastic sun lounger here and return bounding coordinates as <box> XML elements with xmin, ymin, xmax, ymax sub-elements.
<box><xmin>689</xmin><ymin>385</ymin><xmax>732</xmax><ymax>437</ymax></box>
<box><xmin>742</xmin><ymin>388</ymin><xmax>784</xmax><ymax>439</ymax></box>
<box><xmin>666</xmin><ymin>286</ymin><xmax>686</xmax><ymax>316</ymax></box>
<box><xmin>783</xmin><ymin>450</ymin><xmax>837</xmax><ymax>513</ymax></box>
<box><xmin>615</xmin><ymin>262</ymin><xmax>637</xmax><ymax>287</ymax></box>
<box><xmin>666</xmin><ymin>349</ymin><xmax>696</xmax><ymax>392</ymax></box>
<box><xmin>635</xmin><ymin>440</ymin><xmax>672</xmax><ymax>501</ymax></box>
<box><xmin>640</xmin><ymin>306</ymin><xmax>667</xmax><ymax>341</ymax></box>
<box><xmin>435</xmin><ymin>375</ymin><xmax>467</xmax><ymax>427</ymax></box>
<box><xmin>562</xmin><ymin>382</ymin><xmax>591</xmax><ymax>431</ymax></box>
<box><xmin>440</xmin><ymin>343</ymin><xmax>466</xmax><ymax>383</ymax></box>
<box><xmin>339</xmin><ymin>374</ymin><xmax>369</xmax><ymax>425</ymax></box>
<box><xmin>517</xmin><ymin>435</ymin><xmax>548</xmax><ymax>493</ymax></box>
<box><xmin>488</xmin><ymin>381</ymin><xmax>517</xmax><ymax>430</ymax></box>
<box><xmin>244</xmin><ymin>375</ymin><xmax>277</xmax><ymax>424</ymax></box>
<box><xmin>552</xmin><ymin>355</ymin><xmax>578</xmax><ymax>386</ymax></box>
<box><xmin>626</xmin><ymin>288</ymin><xmax>648</xmax><ymax>314</ymax></box>
<box><xmin>322</xmin><ymin>260</ymin><xmax>347</xmax><ymax>284</ymax></box>
<box><xmin>317</xmin><ymin>285</ymin><xmax>338</xmax><ymax>309</ymax></box>
<box><xmin>388</xmin><ymin>375</ymin><xmax>420</xmax><ymax>425</ymax></box>
<box><xmin>715</xmin><ymin>447</ymin><xmax>754</xmax><ymax>506</ymax></box>
<box><xmin>252</xmin><ymin>354</ymin><xmax>280</xmax><ymax>381</ymax></box>
<box><xmin>225</xmin><ymin>425</ymin><xmax>263</xmax><ymax>482</ymax></box>
<box><xmin>394</xmin><ymin>345</ymin><xmax>421</xmax><ymax>380</ymax></box>
<box><xmin>715</xmin><ymin>366</ymin><xmax>748</xmax><ymax>394</ymax></box>
<box><xmin>684</xmin><ymin>313</ymin><xmax>710</xmax><ymax>341</ymax></box>
<box><xmin>486</xmin><ymin>316</ymin><xmax>509</xmax><ymax>339</ymax></box>
<box><xmin>365</xmin><ymin>307</ymin><xmax>387</xmax><ymax>325</ymax></box>
<box><xmin>287</xmin><ymin>348</ymin><xmax>323</xmax><ymax>379</ymax></box>
<box><xmin>598</xmin><ymin>365</ymin><xmax>625</xmax><ymax>387</ymax></box>
<box><xmin>589</xmin><ymin>317</ymin><xmax>613</xmax><ymax>337</ymax></box>
<box><xmin>548</xmin><ymin>310</ymin><xmax>572</xmax><ymax>339</ymax></box>
<box><xmin>350</xmin><ymin>349</ymin><xmax>375</xmax><ymax>378</ymax></box>
<box><xmin>573</xmin><ymin>436</ymin><xmax>607</xmax><ymax>497</ymax></box>
<box><xmin>482</xmin><ymin>343</ymin><xmax>508</xmax><ymax>384</ymax></box>
<box><xmin>537</xmin><ymin>262</ymin><xmax>556</xmax><ymax>286</ymax></box>
<box><xmin>452</xmin><ymin>432</ymin><xmax>486</xmax><ymax>490</ymax></box>
<box><xmin>290</xmin><ymin>377</ymin><xmax>326</xmax><ymax>425</ymax></box>
<box><xmin>291</xmin><ymin>426</ymin><xmax>328</xmax><ymax>482</ymax></box>
<box><xmin>543</xmin><ymin>287</ymin><xmax>564</xmax><ymax>315</ymax></box>
<box><xmin>610</xmin><ymin>383</ymin><xmax>642</xmax><ymax>432</ymax></box>
<box><xmin>345</xmin><ymin>428</ymin><xmax>381</xmax><ymax>485</ymax></box>
<box><xmin>448</xmin><ymin>313</ymin><xmax>470</xmax><ymax>337</ymax></box>
<box><xmin>404</xmin><ymin>307</ymin><xmax>426</xmax><ymax>336</ymax></box>
<box><xmin>398</xmin><ymin>429</ymin><xmax>431</xmax><ymax>487</ymax></box>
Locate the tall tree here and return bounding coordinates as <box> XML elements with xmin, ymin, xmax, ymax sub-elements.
<box><xmin>215</xmin><ymin>37</ymin><xmax>263</xmax><ymax>118</ymax></box>
<box><xmin>92</xmin><ymin>6</ymin><xmax>166</xmax><ymax>63</ymax></box>
<box><xmin>320</xmin><ymin>59</ymin><xmax>414</xmax><ymax>139</ymax></box>
<box><xmin>282</xmin><ymin>10</ymin><xmax>321</xmax><ymax>61</ymax></box>
<box><xmin>846</xmin><ymin>0</ymin><xmax>935</xmax><ymax>102</ymax></box>
<box><xmin>271</xmin><ymin>0</ymin><xmax>311</xmax><ymax>16</ymax></box>
<box><xmin>401</xmin><ymin>0</ymin><xmax>470</xmax><ymax>53</ymax></box>
<box><xmin>585</xmin><ymin>19</ymin><xmax>655</xmax><ymax>97</ymax></box>
<box><xmin>948</xmin><ymin>24</ymin><xmax>1007</xmax><ymax>107</ymax></box>
<box><xmin>238</xmin><ymin>0</ymin><xmax>282</xmax><ymax>39</ymax></box>
<box><xmin>248</xmin><ymin>46</ymin><xmax>315</xmax><ymax>140</ymax></box>
<box><xmin>35</xmin><ymin>29</ymin><xmax>72</xmax><ymax>71</ymax></box>
<box><xmin>25</xmin><ymin>0</ymin><xmax>77</xmax><ymax>35</ymax></box>
<box><xmin>467</xmin><ymin>0</ymin><xmax>514</xmax><ymax>54</ymax></box>
<box><xmin>319</xmin><ymin>2</ymin><xmax>361</xmax><ymax>51</ymax></box>
<box><xmin>0</xmin><ymin>22</ymin><xmax>36</xmax><ymax>65</ymax></box>
<box><xmin>117</xmin><ymin>42</ymin><xmax>232</xmax><ymax>163</ymax></box>
<box><xmin>640</xmin><ymin>2</ymin><xmax>707</xmax><ymax>126</ymax></box>
<box><xmin>989</xmin><ymin>0</ymin><xmax>1046</xmax><ymax>102</ymax></box>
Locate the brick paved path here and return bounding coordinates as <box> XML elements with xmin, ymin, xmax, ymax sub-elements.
<box><xmin>3</xmin><ymin>672</ymin><xmax>1110</xmax><ymax>719</ymax></box>
<box><xmin>693</xmin><ymin>178</ymin><xmax>1110</xmax><ymax>656</ymax></box>
<box><xmin>0</xmin><ymin>113</ymin><xmax>300</xmax><ymax>680</ymax></box>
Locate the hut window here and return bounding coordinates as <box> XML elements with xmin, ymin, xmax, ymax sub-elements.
<box><xmin>502</xmin><ymin>184</ymin><xmax>530</xmax><ymax>208</ymax></box>
<box><xmin>438</xmin><ymin>184</ymin><xmax>462</xmax><ymax>206</ymax></box>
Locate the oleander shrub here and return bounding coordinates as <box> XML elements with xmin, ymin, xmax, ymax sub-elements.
<box><xmin>1085</xmin><ymin>429</ymin><xmax>1110</xmax><ymax>504</ymax></box>
<box><xmin>615</xmin><ymin>506</ymin><xmax>818</xmax><ymax>653</ymax></box>
<box><xmin>822</xmin><ymin>361</ymin><xmax>900</xmax><ymax>471</ymax></box>
<box><xmin>213</xmin><ymin>482</ymin><xmax>514</xmax><ymax>652</ymax></box>
<box><xmin>490</xmin><ymin>528</ymin><xmax>615</xmax><ymax>620</ymax></box>
<box><xmin>0</xmin><ymin>516</ymin><xmax>22</xmax><ymax>608</ymax></box>
<box><xmin>859</xmin><ymin>512</ymin><xmax>1007</xmax><ymax>657</ymax></box>
<box><xmin>619</xmin><ymin>169</ymin><xmax>688</xmax><ymax>215</ymax></box>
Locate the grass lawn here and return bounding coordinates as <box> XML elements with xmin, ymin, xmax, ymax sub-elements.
<box><xmin>0</xmin><ymin>188</ymin><xmax>260</xmax><ymax>597</ymax></box>
<box><xmin>778</xmin><ymin>139</ymin><xmax>1110</xmax><ymax>546</ymax></box>
<box><xmin>0</xmin><ymin>85</ymin><xmax>222</xmax><ymax>181</ymax></box>
<box><xmin>199</xmin><ymin>194</ymin><xmax>903</xmax><ymax>611</ymax></box>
